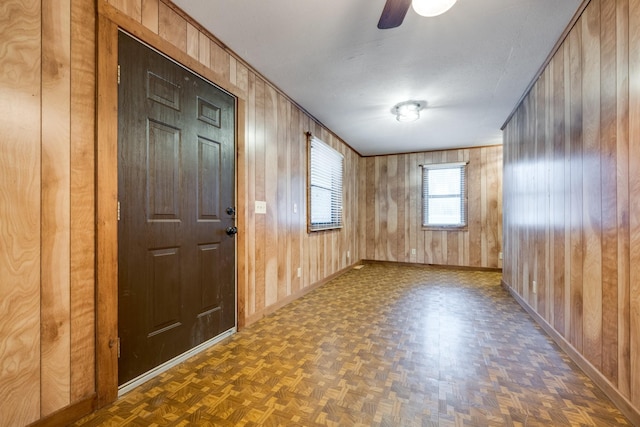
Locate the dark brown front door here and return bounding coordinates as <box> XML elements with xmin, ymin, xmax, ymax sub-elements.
<box><xmin>117</xmin><ymin>32</ymin><xmax>236</xmax><ymax>385</ymax></box>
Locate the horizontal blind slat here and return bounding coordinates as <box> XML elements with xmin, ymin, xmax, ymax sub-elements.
<box><xmin>309</xmin><ymin>136</ymin><xmax>343</xmax><ymax>231</ymax></box>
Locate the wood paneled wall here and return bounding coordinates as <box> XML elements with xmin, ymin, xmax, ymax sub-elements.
<box><xmin>1</xmin><ymin>0</ymin><xmax>361</xmax><ymax>425</ymax></box>
<box><xmin>101</xmin><ymin>0</ymin><xmax>361</xmax><ymax>324</ymax></box>
<box><xmin>0</xmin><ymin>0</ymin><xmax>96</xmax><ymax>425</ymax></box>
<box><xmin>503</xmin><ymin>0</ymin><xmax>640</xmax><ymax>418</ymax></box>
<box><xmin>359</xmin><ymin>146</ymin><xmax>503</xmax><ymax>269</ymax></box>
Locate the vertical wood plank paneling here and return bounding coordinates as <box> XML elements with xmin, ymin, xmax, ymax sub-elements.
<box><xmin>210</xmin><ymin>41</ymin><xmax>230</xmax><ymax>82</ymax></box>
<box><xmin>4</xmin><ymin>1</ymin><xmax>364</xmax><ymax>424</ymax></box>
<box><xmin>581</xmin><ymin>0</ymin><xmax>603</xmax><ymax>370</ymax></box>
<box><xmin>544</xmin><ymin>66</ymin><xmax>553</xmax><ymax>323</ymax></box>
<box><xmin>70</xmin><ymin>0</ymin><xmax>96</xmax><ymax>401</ymax></box>
<box><xmin>361</xmin><ymin>146</ymin><xmax>502</xmax><ymax>268</ymax></box>
<box><xmin>490</xmin><ymin>146</ymin><xmax>500</xmax><ymax>269</ymax></box>
<box><xmin>185</xmin><ymin>22</ymin><xmax>198</xmax><ymax>59</ymax></box>
<box><xmin>563</xmin><ymin>40</ymin><xmax>573</xmax><ymax>338</ymax></box>
<box><xmin>263</xmin><ymin>84</ymin><xmax>278</xmax><ymax>307</ymax></box>
<box><xmin>479</xmin><ymin>147</ymin><xmax>488</xmax><ymax>267</ymax></box>
<box><xmin>551</xmin><ymin>46</ymin><xmax>567</xmax><ymax>335</ymax></box>
<box><xmin>616</xmin><ymin>0</ymin><xmax>631</xmax><ymax>399</ymax></box>
<box><xmin>535</xmin><ymin>76</ymin><xmax>546</xmax><ymax>316</ymax></box>
<box><xmin>386</xmin><ymin>155</ymin><xmax>397</xmax><ymax>261</ymax></box>
<box><xmin>198</xmin><ymin>31</ymin><xmax>210</xmax><ymax>68</ymax></box>
<box><xmin>41</xmin><ymin>0</ymin><xmax>72</xmax><ymax>415</ymax></box>
<box><xmin>254</xmin><ymin>76</ymin><xmax>266</xmax><ymax>312</ymax></box>
<box><xmin>110</xmin><ymin>0</ymin><xmax>141</xmax><ymax>22</ymax></box>
<box><xmin>569</xmin><ymin>21</ymin><xmax>584</xmax><ymax>352</ymax></box>
<box><xmin>600</xmin><ymin>0</ymin><xmax>619</xmax><ymax>384</ymax></box>
<box><xmin>289</xmin><ymin>106</ymin><xmax>301</xmax><ymax>294</ymax></box>
<box><xmin>377</xmin><ymin>156</ymin><xmax>387</xmax><ymax>260</ymax></box>
<box><xmin>629</xmin><ymin>0</ymin><xmax>640</xmax><ymax>408</ymax></box>
<box><xmin>158</xmin><ymin>2</ymin><xmax>186</xmax><ymax>52</ymax></box>
<box><xmin>235</xmin><ymin>60</ymin><xmax>248</xmax><ymax>94</ymax></box>
<box><xmin>246</xmin><ymin>71</ymin><xmax>257</xmax><ymax>315</ymax></box>
<box><xmin>468</xmin><ymin>148</ymin><xmax>482</xmax><ymax>266</ymax></box>
<box><xmin>408</xmin><ymin>153</ymin><xmax>418</xmax><ymax>263</ymax></box>
<box><xmin>0</xmin><ymin>0</ymin><xmax>42</xmax><ymax>424</ymax></box>
<box><xmin>366</xmin><ymin>157</ymin><xmax>375</xmax><ymax>260</ymax></box>
<box><xmin>141</xmin><ymin>0</ymin><xmax>158</xmax><ymax>33</ymax></box>
<box><xmin>236</xmin><ymin>96</ymin><xmax>248</xmax><ymax>327</ymax></box>
<box><xmin>277</xmin><ymin>94</ymin><xmax>290</xmax><ymax>298</ymax></box>
<box><xmin>503</xmin><ymin>0</ymin><xmax>640</xmax><ymax>419</ymax></box>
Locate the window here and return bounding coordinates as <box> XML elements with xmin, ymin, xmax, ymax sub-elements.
<box><xmin>422</xmin><ymin>162</ymin><xmax>467</xmax><ymax>228</ymax></box>
<box><xmin>308</xmin><ymin>135</ymin><xmax>343</xmax><ymax>231</ymax></box>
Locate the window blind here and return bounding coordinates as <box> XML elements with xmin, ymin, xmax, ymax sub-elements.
<box><xmin>422</xmin><ymin>162</ymin><xmax>467</xmax><ymax>227</ymax></box>
<box><xmin>309</xmin><ymin>135</ymin><xmax>343</xmax><ymax>231</ymax></box>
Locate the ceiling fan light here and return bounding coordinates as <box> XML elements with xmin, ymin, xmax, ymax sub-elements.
<box><xmin>412</xmin><ymin>0</ymin><xmax>457</xmax><ymax>17</ymax></box>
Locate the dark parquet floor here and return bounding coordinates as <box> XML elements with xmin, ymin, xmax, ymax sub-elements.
<box><xmin>74</xmin><ymin>264</ymin><xmax>630</xmax><ymax>426</ymax></box>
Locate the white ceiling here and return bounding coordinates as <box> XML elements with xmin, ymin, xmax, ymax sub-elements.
<box><xmin>173</xmin><ymin>0</ymin><xmax>581</xmax><ymax>156</ymax></box>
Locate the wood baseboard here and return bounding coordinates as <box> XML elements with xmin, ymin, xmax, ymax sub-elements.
<box><xmin>28</xmin><ymin>395</ymin><xmax>96</xmax><ymax>427</ymax></box>
<box><xmin>363</xmin><ymin>259</ymin><xmax>502</xmax><ymax>272</ymax></box>
<box><xmin>501</xmin><ymin>279</ymin><xmax>640</xmax><ymax>427</ymax></box>
<box><xmin>243</xmin><ymin>262</ymin><xmax>362</xmax><ymax>327</ymax></box>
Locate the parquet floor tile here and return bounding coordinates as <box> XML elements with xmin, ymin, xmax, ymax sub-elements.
<box><xmin>75</xmin><ymin>264</ymin><xmax>630</xmax><ymax>426</ymax></box>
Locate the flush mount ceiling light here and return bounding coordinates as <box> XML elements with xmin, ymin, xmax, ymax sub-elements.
<box><xmin>393</xmin><ymin>101</ymin><xmax>425</xmax><ymax>122</ymax></box>
<box><xmin>412</xmin><ymin>0</ymin><xmax>457</xmax><ymax>17</ymax></box>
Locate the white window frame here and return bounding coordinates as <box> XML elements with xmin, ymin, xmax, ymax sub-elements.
<box><xmin>422</xmin><ymin>162</ymin><xmax>468</xmax><ymax>229</ymax></box>
<box><xmin>308</xmin><ymin>134</ymin><xmax>343</xmax><ymax>232</ymax></box>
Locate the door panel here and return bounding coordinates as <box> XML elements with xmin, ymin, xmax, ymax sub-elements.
<box><xmin>118</xmin><ymin>32</ymin><xmax>236</xmax><ymax>385</ymax></box>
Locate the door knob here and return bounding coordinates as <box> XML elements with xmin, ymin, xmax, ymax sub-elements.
<box><xmin>225</xmin><ymin>226</ymin><xmax>238</xmax><ymax>236</ymax></box>
<box><xmin>226</xmin><ymin>207</ymin><xmax>236</xmax><ymax>216</ymax></box>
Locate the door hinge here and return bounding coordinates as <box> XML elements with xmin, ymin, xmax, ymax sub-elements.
<box><xmin>117</xmin><ymin>201</ymin><xmax>121</xmax><ymax>221</ymax></box>
<box><xmin>117</xmin><ymin>64</ymin><xmax>121</xmax><ymax>85</ymax></box>
<box><xmin>117</xmin><ymin>337</ymin><xmax>121</xmax><ymax>358</ymax></box>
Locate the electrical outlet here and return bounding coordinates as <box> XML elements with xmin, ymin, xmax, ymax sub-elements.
<box><xmin>347</xmin><ymin>250</ymin><xmax>350</xmax><ymax>259</ymax></box>
<box><xmin>255</xmin><ymin>201</ymin><xmax>267</xmax><ymax>214</ymax></box>
<box><xmin>293</xmin><ymin>203</ymin><xmax>298</xmax><ymax>214</ymax></box>
<box><xmin>411</xmin><ymin>248</ymin><xmax>416</xmax><ymax>255</ymax></box>
<box><xmin>297</xmin><ymin>267</ymin><xmax>301</xmax><ymax>278</ymax></box>
<box><xmin>499</xmin><ymin>251</ymin><xmax>503</xmax><ymax>260</ymax></box>
<box><xmin>532</xmin><ymin>280</ymin><xmax>537</xmax><ymax>294</ymax></box>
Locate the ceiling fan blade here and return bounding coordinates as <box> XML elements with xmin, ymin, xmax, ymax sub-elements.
<box><xmin>377</xmin><ymin>0</ymin><xmax>412</xmax><ymax>29</ymax></box>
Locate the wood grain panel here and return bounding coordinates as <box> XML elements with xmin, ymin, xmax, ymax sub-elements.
<box><xmin>569</xmin><ymin>20</ymin><xmax>584</xmax><ymax>353</ymax></box>
<box><xmin>581</xmin><ymin>0</ymin><xmax>603</xmax><ymax>369</ymax></box>
<box><xmin>158</xmin><ymin>2</ymin><xmax>185</xmax><ymax>52</ymax></box>
<box><xmin>70</xmin><ymin>0</ymin><xmax>96</xmax><ymax>402</ymax></box>
<box><xmin>600</xmin><ymin>0</ymin><xmax>619</xmax><ymax>384</ymax></box>
<box><xmin>186</xmin><ymin>22</ymin><xmax>198</xmax><ymax>59</ymax></box>
<box><xmin>254</xmin><ymin>77</ymin><xmax>266</xmax><ymax>311</ymax></box>
<box><xmin>503</xmin><ymin>0</ymin><xmax>640</xmax><ymax>419</ymax></box>
<box><xmin>629</xmin><ymin>0</ymin><xmax>640</xmax><ymax>408</ymax></box>
<box><xmin>246</xmin><ymin>71</ymin><xmax>257</xmax><ymax>315</ymax></box>
<box><xmin>264</xmin><ymin>84</ymin><xmax>278</xmax><ymax>307</ymax></box>
<box><xmin>361</xmin><ymin>146</ymin><xmax>502</xmax><ymax>269</ymax></box>
<box><xmin>276</xmin><ymin>94</ymin><xmax>289</xmax><ymax>299</ymax></box>
<box><xmin>0</xmin><ymin>1</ymin><xmax>42</xmax><ymax>425</ymax></box>
<box><xmin>616</xmin><ymin>0</ymin><xmax>631</xmax><ymax>399</ymax></box>
<box><xmin>109</xmin><ymin>0</ymin><xmax>141</xmax><ymax>22</ymax></box>
<box><xmin>551</xmin><ymin>45</ymin><xmax>567</xmax><ymax>336</ymax></box>
<box><xmin>0</xmin><ymin>0</ymin><xmax>364</xmax><ymax>424</ymax></box>
<box><xmin>141</xmin><ymin>0</ymin><xmax>158</xmax><ymax>33</ymax></box>
<box><xmin>210</xmin><ymin>41</ymin><xmax>230</xmax><ymax>82</ymax></box>
<box><xmin>198</xmin><ymin>31</ymin><xmax>210</xmax><ymax>68</ymax></box>
<box><xmin>41</xmin><ymin>0</ymin><xmax>72</xmax><ymax>415</ymax></box>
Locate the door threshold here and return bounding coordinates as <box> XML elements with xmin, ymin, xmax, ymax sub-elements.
<box><xmin>118</xmin><ymin>327</ymin><xmax>236</xmax><ymax>397</ymax></box>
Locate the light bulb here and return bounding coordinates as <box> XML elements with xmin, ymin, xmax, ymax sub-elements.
<box><xmin>412</xmin><ymin>0</ymin><xmax>457</xmax><ymax>17</ymax></box>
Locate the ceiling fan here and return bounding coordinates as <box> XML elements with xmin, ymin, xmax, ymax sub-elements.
<box><xmin>377</xmin><ymin>0</ymin><xmax>457</xmax><ymax>29</ymax></box>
